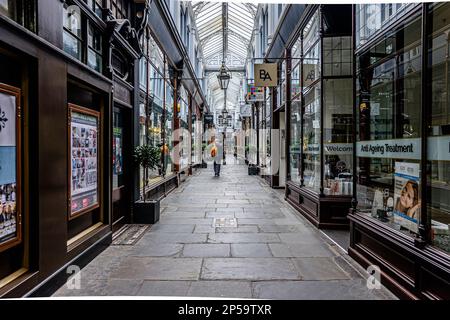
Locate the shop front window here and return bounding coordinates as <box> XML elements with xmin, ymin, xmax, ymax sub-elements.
<box><xmin>356</xmin><ymin>17</ymin><xmax>422</xmax><ymax>236</ymax></box>
<box><xmin>428</xmin><ymin>3</ymin><xmax>450</xmax><ymax>253</ymax></box>
<box><xmin>323</xmin><ymin>78</ymin><xmax>353</xmax><ymax>195</ymax></box>
<box><xmin>355</xmin><ymin>3</ymin><xmax>414</xmax><ymax>48</ymax></box>
<box><xmin>290</xmin><ymin>99</ymin><xmax>301</xmax><ymax>184</ymax></box>
<box><xmin>164</xmin><ymin>85</ymin><xmax>174</xmax><ymax>175</ymax></box>
<box><xmin>323</xmin><ymin>36</ymin><xmax>352</xmax><ymax>77</ymax></box>
<box><xmin>302</xmin><ymin>84</ymin><xmax>321</xmax><ymax>192</ymax></box>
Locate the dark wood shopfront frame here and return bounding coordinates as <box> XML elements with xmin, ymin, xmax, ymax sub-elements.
<box><xmin>348</xmin><ymin>3</ymin><xmax>450</xmax><ymax>300</ymax></box>
<box><xmin>285</xmin><ymin>5</ymin><xmax>353</xmax><ymax>229</ymax></box>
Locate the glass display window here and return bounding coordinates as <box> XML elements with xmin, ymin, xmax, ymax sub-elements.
<box><xmin>355</xmin><ymin>17</ymin><xmax>422</xmax><ymax>237</ymax></box>
<box><xmin>290</xmin><ymin>99</ymin><xmax>301</xmax><ymax>184</ymax></box>
<box><xmin>302</xmin><ymin>83</ymin><xmax>321</xmax><ymax>192</ymax></box>
<box><xmin>323</xmin><ymin>78</ymin><xmax>353</xmax><ymax>196</ymax></box>
<box><xmin>428</xmin><ymin>2</ymin><xmax>450</xmax><ymax>253</ymax></box>
<box><xmin>164</xmin><ymin>84</ymin><xmax>174</xmax><ymax>175</ymax></box>
<box><xmin>303</xmin><ymin>9</ymin><xmax>320</xmax><ymax>53</ymax></box>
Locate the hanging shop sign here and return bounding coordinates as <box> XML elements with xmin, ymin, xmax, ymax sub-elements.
<box><xmin>240</xmin><ymin>104</ymin><xmax>252</xmax><ymax>117</ymax></box>
<box><xmin>254</xmin><ymin>63</ymin><xmax>278</xmax><ymax>87</ymax></box>
<box><xmin>69</xmin><ymin>104</ymin><xmax>100</xmax><ymax>219</ymax></box>
<box><xmin>303</xmin><ymin>64</ymin><xmax>317</xmax><ymax>87</ymax></box>
<box><xmin>247</xmin><ymin>85</ymin><xmax>264</xmax><ymax>102</ymax></box>
<box><xmin>0</xmin><ymin>84</ymin><xmax>21</xmax><ymax>252</ymax></box>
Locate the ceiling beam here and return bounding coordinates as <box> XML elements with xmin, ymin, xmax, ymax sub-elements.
<box><xmin>222</xmin><ymin>2</ymin><xmax>228</xmax><ymax>63</ymax></box>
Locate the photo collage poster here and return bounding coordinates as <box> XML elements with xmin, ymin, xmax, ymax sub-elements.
<box><xmin>70</xmin><ymin>110</ymin><xmax>98</xmax><ymax>216</ymax></box>
<box><xmin>393</xmin><ymin>162</ymin><xmax>420</xmax><ymax>233</ymax></box>
<box><xmin>0</xmin><ymin>90</ymin><xmax>18</xmax><ymax>245</ymax></box>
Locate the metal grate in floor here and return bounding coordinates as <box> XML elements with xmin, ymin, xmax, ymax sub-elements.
<box><xmin>213</xmin><ymin>218</ymin><xmax>237</xmax><ymax>228</ymax></box>
<box><xmin>112</xmin><ymin>224</ymin><xmax>150</xmax><ymax>245</ymax></box>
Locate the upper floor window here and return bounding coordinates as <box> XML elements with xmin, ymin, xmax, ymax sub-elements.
<box><xmin>63</xmin><ymin>2</ymin><xmax>103</xmax><ymax>73</ymax></box>
<box><xmin>85</xmin><ymin>0</ymin><xmax>103</xmax><ymax>17</ymax></box>
<box><xmin>0</xmin><ymin>0</ymin><xmax>36</xmax><ymax>32</ymax></box>
<box><xmin>105</xmin><ymin>0</ymin><xmax>129</xmax><ymax>20</ymax></box>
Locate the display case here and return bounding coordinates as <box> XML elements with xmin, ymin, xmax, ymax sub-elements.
<box><xmin>285</xmin><ymin>6</ymin><xmax>353</xmax><ymax>229</ymax></box>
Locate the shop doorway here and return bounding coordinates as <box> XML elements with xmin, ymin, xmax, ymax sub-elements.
<box><xmin>112</xmin><ymin>105</ymin><xmax>132</xmax><ymax>232</ymax></box>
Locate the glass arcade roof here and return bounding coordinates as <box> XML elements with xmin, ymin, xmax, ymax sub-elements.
<box><xmin>189</xmin><ymin>1</ymin><xmax>257</xmax><ymax>113</ymax></box>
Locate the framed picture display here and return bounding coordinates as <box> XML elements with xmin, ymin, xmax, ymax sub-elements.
<box><xmin>68</xmin><ymin>104</ymin><xmax>100</xmax><ymax>219</ymax></box>
<box><xmin>0</xmin><ymin>83</ymin><xmax>22</xmax><ymax>253</ymax></box>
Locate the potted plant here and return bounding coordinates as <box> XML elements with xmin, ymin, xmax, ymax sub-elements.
<box><xmin>133</xmin><ymin>144</ymin><xmax>161</xmax><ymax>224</ymax></box>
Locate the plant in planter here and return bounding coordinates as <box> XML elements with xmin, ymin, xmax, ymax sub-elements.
<box><xmin>133</xmin><ymin>144</ymin><xmax>161</xmax><ymax>224</ymax></box>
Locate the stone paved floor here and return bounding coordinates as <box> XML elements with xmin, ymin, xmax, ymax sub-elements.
<box><xmin>53</xmin><ymin>160</ymin><xmax>397</xmax><ymax>299</ymax></box>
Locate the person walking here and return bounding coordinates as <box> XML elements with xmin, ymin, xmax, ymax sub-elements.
<box><xmin>211</xmin><ymin>138</ymin><xmax>224</xmax><ymax>177</ymax></box>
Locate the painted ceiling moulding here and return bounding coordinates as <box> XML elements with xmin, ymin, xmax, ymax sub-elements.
<box><xmin>145</xmin><ymin>0</ymin><xmax>209</xmax><ymax>111</ymax></box>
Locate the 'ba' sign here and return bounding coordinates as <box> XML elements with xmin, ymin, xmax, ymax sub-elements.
<box><xmin>254</xmin><ymin>63</ymin><xmax>278</xmax><ymax>87</ymax></box>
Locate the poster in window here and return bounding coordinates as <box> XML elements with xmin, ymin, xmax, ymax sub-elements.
<box><xmin>0</xmin><ymin>84</ymin><xmax>21</xmax><ymax>251</ymax></box>
<box><xmin>393</xmin><ymin>162</ymin><xmax>420</xmax><ymax>233</ymax></box>
<box><xmin>113</xmin><ymin>127</ymin><xmax>122</xmax><ymax>175</ymax></box>
<box><xmin>69</xmin><ymin>105</ymin><xmax>100</xmax><ymax>218</ymax></box>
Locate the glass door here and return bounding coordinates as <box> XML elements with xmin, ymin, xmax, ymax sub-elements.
<box><xmin>112</xmin><ymin>106</ymin><xmax>131</xmax><ymax>231</ymax></box>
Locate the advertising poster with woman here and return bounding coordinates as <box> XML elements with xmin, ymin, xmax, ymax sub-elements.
<box><xmin>393</xmin><ymin>162</ymin><xmax>420</xmax><ymax>233</ymax></box>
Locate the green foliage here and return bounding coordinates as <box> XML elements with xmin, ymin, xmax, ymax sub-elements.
<box><xmin>133</xmin><ymin>145</ymin><xmax>161</xmax><ymax>171</ymax></box>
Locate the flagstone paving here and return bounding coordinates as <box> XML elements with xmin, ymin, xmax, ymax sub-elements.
<box><xmin>53</xmin><ymin>160</ymin><xmax>396</xmax><ymax>299</ymax></box>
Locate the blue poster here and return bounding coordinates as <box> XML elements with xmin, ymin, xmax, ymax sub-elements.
<box><xmin>0</xmin><ymin>147</ymin><xmax>15</xmax><ymax>185</ymax></box>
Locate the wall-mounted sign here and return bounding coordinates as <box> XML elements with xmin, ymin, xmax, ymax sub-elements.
<box><xmin>247</xmin><ymin>85</ymin><xmax>264</xmax><ymax>102</ymax></box>
<box><xmin>254</xmin><ymin>63</ymin><xmax>278</xmax><ymax>87</ymax></box>
<box><xmin>69</xmin><ymin>104</ymin><xmax>100</xmax><ymax>219</ymax></box>
<box><xmin>0</xmin><ymin>84</ymin><xmax>21</xmax><ymax>252</ymax></box>
<box><xmin>304</xmin><ymin>143</ymin><xmax>353</xmax><ymax>155</ymax></box>
<box><xmin>240</xmin><ymin>104</ymin><xmax>252</xmax><ymax>117</ymax></box>
<box><xmin>356</xmin><ymin>138</ymin><xmax>421</xmax><ymax>160</ymax></box>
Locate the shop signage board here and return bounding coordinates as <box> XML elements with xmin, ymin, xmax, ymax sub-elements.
<box><xmin>357</xmin><ymin>137</ymin><xmax>450</xmax><ymax>161</ymax></box>
<box><xmin>0</xmin><ymin>84</ymin><xmax>21</xmax><ymax>251</ymax></box>
<box><xmin>254</xmin><ymin>63</ymin><xmax>278</xmax><ymax>87</ymax></box>
<box><xmin>303</xmin><ymin>64</ymin><xmax>317</xmax><ymax>87</ymax></box>
<box><xmin>240</xmin><ymin>104</ymin><xmax>252</xmax><ymax>117</ymax></box>
<box><xmin>304</xmin><ymin>143</ymin><xmax>353</xmax><ymax>155</ymax></box>
<box><xmin>247</xmin><ymin>85</ymin><xmax>264</xmax><ymax>102</ymax></box>
<box><xmin>356</xmin><ymin>138</ymin><xmax>421</xmax><ymax>160</ymax></box>
<box><xmin>69</xmin><ymin>105</ymin><xmax>100</xmax><ymax>218</ymax></box>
